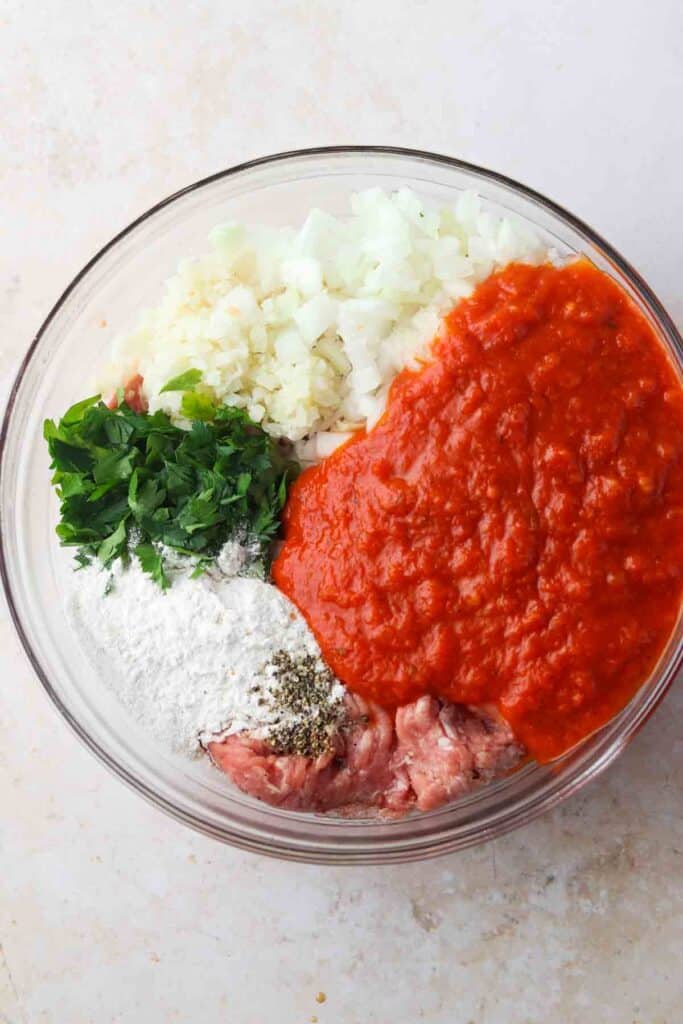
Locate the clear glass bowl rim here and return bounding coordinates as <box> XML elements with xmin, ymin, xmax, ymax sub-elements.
<box><xmin>2</xmin><ymin>145</ymin><xmax>682</xmax><ymax>864</ymax></box>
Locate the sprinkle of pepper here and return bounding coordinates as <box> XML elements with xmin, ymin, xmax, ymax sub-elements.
<box><xmin>265</xmin><ymin>651</ymin><xmax>347</xmax><ymax>758</ymax></box>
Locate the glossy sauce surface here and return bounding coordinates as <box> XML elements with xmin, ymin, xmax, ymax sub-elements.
<box><xmin>273</xmin><ymin>262</ymin><xmax>683</xmax><ymax>760</ymax></box>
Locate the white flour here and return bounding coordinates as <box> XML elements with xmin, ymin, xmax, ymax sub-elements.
<box><xmin>66</xmin><ymin>551</ymin><xmax>343</xmax><ymax>756</ymax></box>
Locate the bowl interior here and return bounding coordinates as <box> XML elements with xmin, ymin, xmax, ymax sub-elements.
<box><xmin>3</xmin><ymin>148</ymin><xmax>682</xmax><ymax>863</ymax></box>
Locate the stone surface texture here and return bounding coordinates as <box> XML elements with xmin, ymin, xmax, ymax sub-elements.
<box><xmin>1</xmin><ymin>2</ymin><xmax>682</xmax><ymax>1021</ymax></box>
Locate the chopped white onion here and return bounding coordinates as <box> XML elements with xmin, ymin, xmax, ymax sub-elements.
<box><xmin>102</xmin><ymin>188</ymin><xmax>548</xmax><ymax>454</ymax></box>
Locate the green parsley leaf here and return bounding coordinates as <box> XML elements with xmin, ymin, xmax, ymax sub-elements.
<box><xmin>159</xmin><ymin>368</ymin><xmax>203</xmax><ymax>394</ymax></box>
<box><xmin>92</xmin><ymin>448</ymin><xmax>138</xmax><ymax>484</ymax></box>
<box><xmin>104</xmin><ymin>415</ymin><xmax>135</xmax><ymax>445</ymax></box>
<box><xmin>135</xmin><ymin>543</ymin><xmax>170</xmax><ymax>590</ymax></box>
<box><xmin>58</xmin><ymin>473</ymin><xmax>91</xmax><ymax>498</ymax></box>
<box><xmin>48</xmin><ymin>438</ymin><xmax>93</xmax><ymax>473</ymax></box>
<box><xmin>98</xmin><ymin>519</ymin><xmax>129</xmax><ymax>566</ymax></box>
<box><xmin>61</xmin><ymin>394</ymin><xmax>102</xmax><ymax>426</ymax></box>
<box><xmin>190</xmin><ymin>556</ymin><xmax>213</xmax><ymax>580</ymax></box>
<box><xmin>180</xmin><ymin>391</ymin><xmax>217</xmax><ymax>421</ymax></box>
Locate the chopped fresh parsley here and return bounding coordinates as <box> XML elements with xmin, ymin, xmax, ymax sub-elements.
<box><xmin>159</xmin><ymin>368</ymin><xmax>203</xmax><ymax>394</ymax></box>
<box><xmin>44</xmin><ymin>385</ymin><xmax>298</xmax><ymax>586</ymax></box>
<box><xmin>134</xmin><ymin>542</ymin><xmax>170</xmax><ymax>591</ymax></box>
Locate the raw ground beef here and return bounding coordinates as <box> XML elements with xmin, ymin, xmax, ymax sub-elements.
<box><xmin>208</xmin><ymin>695</ymin><xmax>524</xmax><ymax>816</ymax></box>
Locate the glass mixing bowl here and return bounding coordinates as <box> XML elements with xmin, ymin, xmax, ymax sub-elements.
<box><xmin>2</xmin><ymin>147</ymin><xmax>682</xmax><ymax>864</ymax></box>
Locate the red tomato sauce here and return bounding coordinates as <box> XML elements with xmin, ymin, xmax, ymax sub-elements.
<box><xmin>106</xmin><ymin>373</ymin><xmax>147</xmax><ymax>413</ymax></box>
<box><xmin>273</xmin><ymin>262</ymin><xmax>683</xmax><ymax>761</ymax></box>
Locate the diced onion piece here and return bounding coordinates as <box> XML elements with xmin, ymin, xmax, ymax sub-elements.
<box><xmin>102</xmin><ymin>188</ymin><xmax>548</xmax><ymax>455</ymax></box>
<box><xmin>281</xmin><ymin>258</ymin><xmax>324</xmax><ymax>298</ymax></box>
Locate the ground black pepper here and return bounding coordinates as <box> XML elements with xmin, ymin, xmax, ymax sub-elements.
<box><xmin>261</xmin><ymin>650</ymin><xmax>347</xmax><ymax>757</ymax></box>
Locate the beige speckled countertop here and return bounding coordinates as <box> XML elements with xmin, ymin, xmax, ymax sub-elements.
<box><xmin>1</xmin><ymin>2</ymin><xmax>682</xmax><ymax>1021</ymax></box>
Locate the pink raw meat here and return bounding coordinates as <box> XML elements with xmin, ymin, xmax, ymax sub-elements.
<box><xmin>395</xmin><ymin>696</ymin><xmax>524</xmax><ymax>811</ymax></box>
<box><xmin>209</xmin><ymin>696</ymin><xmax>410</xmax><ymax>814</ymax></box>
<box><xmin>208</xmin><ymin>694</ymin><xmax>523</xmax><ymax>817</ymax></box>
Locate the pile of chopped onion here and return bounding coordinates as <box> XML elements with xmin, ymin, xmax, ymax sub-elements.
<box><xmin>101</xmin><ymin>188</ymin><xmax>549</xmax><ymax>460</ymax></box>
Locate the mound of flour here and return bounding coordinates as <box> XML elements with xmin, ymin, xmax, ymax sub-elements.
<box><xmin>66</xmin><ymin>554</ymin><xmax>341</xmax><ymax>756</ymax></box>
